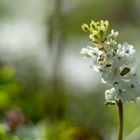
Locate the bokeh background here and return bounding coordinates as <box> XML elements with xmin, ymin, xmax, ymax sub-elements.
<box><xmin>0</xmin><ymin>0</ymin><xmax>140</xmax><ymax>139</ymax></box>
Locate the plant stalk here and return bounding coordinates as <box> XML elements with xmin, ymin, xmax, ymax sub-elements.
<box><xmin>116</xmin><ymin>100</ymin><xmax>123</xmax><ymax>140</ymax></box>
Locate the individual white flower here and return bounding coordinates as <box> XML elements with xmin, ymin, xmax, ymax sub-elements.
<box><xmin>106</xmin><ymin>30</ymin><xmax>119</xmax><ymax>46</ymax></box>
<box><xmin>114</xmin><ymin>74</ymin><xmax>140</xmax><ymax>89</ymax></box>
<box><xmin>80</xmin><ymin>47</ymin><xmax>93</xmax><ymax>58</ymax></box>
<box><xmin>113</xmin><ymin>81</ymin><xmax>140</xmax><ymax>101</ymax></box>
<box><xmin>101</xmin><ymin>68</ymin><xmax>120</xmax><ymax>84</ymax></box>
<box><xmin>80</xmin><ymin>46</ymin><xmax>98</xmax><ymax>59</ymax></box>
<box><xmin>117</xmin><ymin>43</ymin><xmax>135</xmax><ymax>57</ymax></box>
<box><xmin>105</xmin><ymin>87</ymin><xmax>117</xmax><ymax>102</ymax></box>
<box><xmin>109</xmin><ymin>29</ymin><xmax>119</xmax><ymax>39</ymax></box>
<box><xmin>108</xmin><ymin>72</ymin><xmax>140</xmax><ymax>102</ymax></box>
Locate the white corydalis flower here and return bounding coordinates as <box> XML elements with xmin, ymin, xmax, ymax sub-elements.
<box><xmin>105</xmin><ymin>87</ymin><xmax>117</xmax><ymax>102</ymax></box>
<box><xmin>117</xmin><ymin>42</ymin><xmax>135</xmax><ymax>57</ymax></box>
<box><xmin>81</xmin><ymin>20</ymin><xmax>140</xmax><ymax>103</ymax></box>
<box><xmin>106</xmin><ymin>30</ymin><xmax>119</xmax><ymax>46</ymax></box>
<box><xmin>80</xmin><ymin>46</ymin><xmax>98</xmax><ymax>59</ymax></box>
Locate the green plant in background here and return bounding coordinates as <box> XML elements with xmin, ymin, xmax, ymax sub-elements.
<box><xmin>80</xmin><ymin>20</ymin><xmax>140</xmax><ymax>140</ymax></box>
<box><xmin>0</xmin><ymin>64</ymin><xmax>21</xmax><ymax>110</ymax></box>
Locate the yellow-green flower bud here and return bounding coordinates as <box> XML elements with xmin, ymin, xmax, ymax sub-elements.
<box><xmin>104</xmin><ymin>20</ymin><xmax>109</xmax><ymax>28</ymax></box>
<box><xmin>98</xmin><ymin>29</ymin><xmax>105</xmax><ymax>41</ymax></box>
<box><xmin>81</xmin><ymin>24</ymin><xmax>91</xmax><ymax>33</ymax></box>
<box><xmin>82</xmin><ymin>20</ymin><xmax>111</xmax><ymax>45</ymax></box>
<box><xmin>90</xmin><ymin>20</ymin><xmax>97</xmax><ymax>30</ymax></box>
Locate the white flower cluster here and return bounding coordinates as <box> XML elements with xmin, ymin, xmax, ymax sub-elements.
<box><xmin>80</xmin><ymin>20</ymin><xmax>140</xmax><ymax>103</ymax></box>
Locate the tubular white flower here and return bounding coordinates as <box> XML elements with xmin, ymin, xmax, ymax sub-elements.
<box><xmin>105</xmin><ymin>87</ymin><xmax>117</xmax><ymax>102</ymax></box>
<box><xmin>80</xmin><ymin>47</ymin><xmax>94</xmax><ymax>58</ymax></box>
<box><xmin>117</xmin><ymin>43</ymin><xmax>135</xmax><ymax>57</ymax></box>
<box><xmin>80</xmin><ymin>46</ymin><xmax>98</xmax><ymax>59</ymax></box>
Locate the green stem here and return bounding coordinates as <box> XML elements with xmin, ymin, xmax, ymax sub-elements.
<box><xmin>116</xmin><ymin>100</ymin><xmax>123</xmax><ymax>140</ymax></box>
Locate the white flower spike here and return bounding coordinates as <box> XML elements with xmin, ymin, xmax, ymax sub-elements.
<box><xmin>80</xmin><ymin>20</ymin><xmax>140</xmax><ymax>103</ymax></box>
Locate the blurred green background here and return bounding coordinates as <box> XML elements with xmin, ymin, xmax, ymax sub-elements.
<box><xmin>0</xmin><ymin>0</ymin><xmax>140</xmax><ymax>139</ymax></box>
